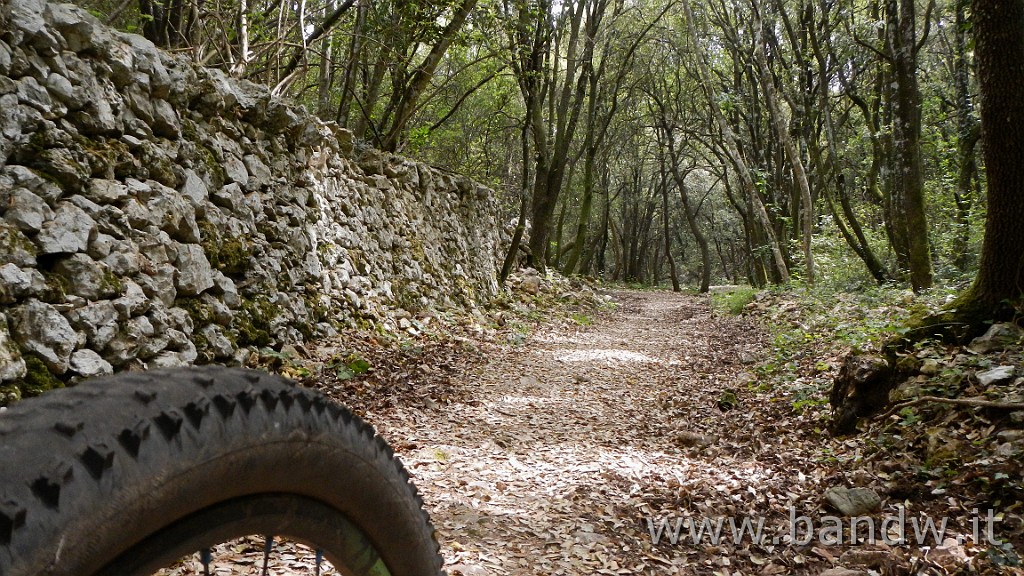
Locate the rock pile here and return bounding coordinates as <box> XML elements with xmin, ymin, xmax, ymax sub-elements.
<box><xmin>0</xmin><ymin>0</ymin><xmax>504</xmax><ymax>402</ymax></box>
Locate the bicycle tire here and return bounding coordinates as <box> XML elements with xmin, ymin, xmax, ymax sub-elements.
<box><xmin>0</xmin><ymin>366</ymin><xmax>445</xmax><ymax>576</ymax></box>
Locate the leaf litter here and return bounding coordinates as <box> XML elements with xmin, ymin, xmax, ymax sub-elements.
<box><xmin>159</xmin><ymin>280</ymin><xmax>1023</xmax><ymax>575</ymax></box>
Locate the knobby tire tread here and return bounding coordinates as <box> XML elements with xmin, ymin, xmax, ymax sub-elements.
<box><xmin>0</xmin><ymin>366</ymin><xmax>444</xmax><ymax>576</ymax></box>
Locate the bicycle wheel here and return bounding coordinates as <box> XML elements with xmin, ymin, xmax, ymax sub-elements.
<box><xmin>0</xmin><ymin>366</ymin><xmax>444</xmax><ymax>576</ymax></box>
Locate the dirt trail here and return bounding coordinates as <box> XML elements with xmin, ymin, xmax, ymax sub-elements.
<box><xmin>371</xmin><ymin>289</ymin><xmax>780</xmax><ymax>575</ymax></box>
<box><xmin>158</xmin><ymin>288</ymin><xmax>1024</xmax><ymax>574</ymax></box>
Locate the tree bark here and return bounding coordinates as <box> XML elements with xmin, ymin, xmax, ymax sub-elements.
<box><xmin>887</xmin><ymin>0</ymin><xmax>934</xmax><ymax>291</ymax></box>
<box><xmin>378</xmin><ymin>0</ymin><xmax>479</xmax><ymax>151</ymax></box>
<box><xmin>520</xmin><ymin>0</ymin><xmax>605</xmax><ymax>272</ymax></box>
<box><xmin>952</xmin><ymin>0</ymin><xmax>980</xmax><ymax>271</ymax></box>
<box><xmin>654</xmin><ymin>108</ymin><xmax>711</xmax><ymax>293</ymax></box>
<box><xmin>500</xmin><ymin>119</ymin><xmax>534</xmax><ymax>283</ymax></box>
<box><xmin>807</xmin><ymin>3</ymin><xmax>890</xmax><ymax>283</ymax></box>
<box><xmin>959</xmin><ymin>0</ymin><xmax>1024</xmax><ymax>315</ymax></box>
<box><xmin>660</xmin><ymin>165</ymin><xmax>681</xmax><ymax>292</ymax></box>
<box><xmin>139</xmin><ymin>0</ymin><xmax>198</xmax><ymax>48</ymax></box>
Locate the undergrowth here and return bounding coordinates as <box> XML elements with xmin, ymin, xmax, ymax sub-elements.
<box><xmin>745</xmin><ymin>282</ymin><xmax>970</xmax><ymax>419</ymax></box>
<box><xmin>741</xmin><ymin>280</ymin><xmax>1024</xmax><ymax>567</ymax></box>
<box><xmin>708</xmin><ymin>285</ymin><xmax>760</xmax><ymax>315</ymax></box>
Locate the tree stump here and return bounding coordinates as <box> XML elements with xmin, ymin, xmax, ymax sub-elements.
<box><xmin>829</xmin><ymin>353</ymin><xmax>895</xmax><ymax>435</ymax></box>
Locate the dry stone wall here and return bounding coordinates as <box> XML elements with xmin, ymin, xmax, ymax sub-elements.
<box><xmin>0</xmin><ymin>0</ymin><xmax>504</xmax><ymax>402</ymax></box>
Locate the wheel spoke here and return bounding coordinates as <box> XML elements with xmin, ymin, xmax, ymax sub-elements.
<box><xmin>262</xmin><ymin>535</ymin><xmax>274</xmax><ymax>576</ymax></box>
<box><xmin>200</xmin><ymin>548</ymin><xmax>212</xmax><ymax>576</ymax></box>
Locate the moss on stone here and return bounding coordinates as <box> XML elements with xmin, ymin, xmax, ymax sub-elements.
<box><xmin>145</xmin><ymin>150</ymin><xmax>177</xmax><ymax>186</ymax></box>
<box><xmin>175</xmin><ymin>296</ymin><xmax>216</xmax><ymax>327</ymax></box>
<box><xmin>216</xmin><ymin>237</ymin><xmax>250</xmax><ymax>274</ymax></box>
<box><xmin>410</xmin><ymin>237</ymin><xmax>426</xmax><ymax>261</ymax></box>
<box><xmin>1</xmin><ymin>224</ymin><xmax>38</xmax><ymax>263</ymax></box>
<box><xmin>296</xmin><ymin>294</ymin><xmax>330</xmax><ymax>339</ymax></box>
<box><xmin>70</xmin><ymin>133</ymin><xmax>122</xmax><ymax>178</ymax></box>
<box><xmin>181</xmin><ymin>119</ymin><xmax>199</xmax><ymax>142</ymax></box>
<box><xmin>0</xmin><ymin>384</ymin><xmax>22</xmax><ymax>406</ymax></box>
<box><xmin>349</xmin><ymin>249</ymin><xmax>365</xmax><ymax>275</ymax></box>
<box><xmin>101</xmin><ymin>269</ymin><xmax>124</xmax><ymax>296</ymax></box>
<box><xmin>191</xmin><ymin>330</ymin><xmax>213</xmax><ymax>363</ymax></box>
<box><xmin>303</xmin><ymin>293</ymin><xmax>331</xmax><ymax>324</ymax></box>
<box><xmin>195</xmin><ymin>142</ymin><xmax>226</xmax><ymax>189</ymax></box>
<box><xmin>233</xmin><ymin>296</ymin><xmax>279</xmax><ymax>347</ymax></box>
<box><xmin>198</xmin><ymin>220</ymin><xmax>251</xmax><ymax>275</ymax></box>
<box><xmin>41</xmin><ymin>271</ymin><xmax>69</xmax><ymax>302</ymax></box>
<box><xmin>24</xmin><ymin>130</ymin><xmax>49</xmax><ymax>157</ymax></box>
<box><xmin>20</xmin><ymin>354</ymin><xmax>64</xmax><ymax>397</ymax></box>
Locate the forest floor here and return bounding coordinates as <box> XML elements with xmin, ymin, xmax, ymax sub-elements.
<box><xmin>361</xmin><ymin>287</ymin><xmax>797</xmax><ymax>575</ymax></box>
<box><xmin>166</xmin><ymin>279</ymin><xmax>1024</xmax><ymax>575</ymax></box>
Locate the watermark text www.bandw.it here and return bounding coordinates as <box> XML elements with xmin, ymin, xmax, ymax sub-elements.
<box><xmin>645</xmin><ymin>507</ymin><xmax>1002</xmax><ymax>547</ymax></box>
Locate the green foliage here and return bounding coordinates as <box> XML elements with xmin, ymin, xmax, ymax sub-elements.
<box><xmin>898</xmin><ymin>407</ymin><xmax>922</xmax><ymax>426</ymax></box>
<box><xmin>709</xmin><ymin>286</ymin><xmax>759</xmax><ymax>315</ymax></box>
<box><xmin>255</xmin><ymin>347</ymin><xmax>315</xmax><ymax>380</ymax></box>
<box><xmin>326</xmin><ymin>353</ymin><xmax>372</xmax><ymax>380</ymax></box>
<box><xmin>570</xmin><ymin>312</ymin><xmax>593</xmax><ymax>326</ymax></box>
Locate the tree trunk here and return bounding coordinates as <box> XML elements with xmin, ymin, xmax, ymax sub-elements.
<box><xmin>957</xmin><ymin>0</ymin><xmax>1024</xmax><ymax>317</ymax></box>
<box><xmin>953</xmin><ymin>0</ymin><xmax>980</xmax><ymax>271</ymax></box>
<box><xmin>681</xmin><ymin>0</ymin><xmax>789</xmax><ymax>282</ymax></box>
<box><xmin>658</xmin><ymin>117</ymin><xmax>711</xmax><ymax>293</ymax></box>
<box><xmin>500</xmin><ymin>116</ymin><xmax>535</xmax><ymax>283</ymax></box>
<box><xmin>521</xmin><ymin>0</ymin><xmax>602</xmax><ymax>272</ymax></box>
<box><xmin>139</xmin><ymin>0</ymin><xmax>197</xmax><ymax>48</ymax></box>
<box><xmin>661</xmin><ymin>170</ymin><xmax>681</xmax><ymax>292</ymax></box>
<box><xmin>316</xmin><ymin>1</ymin><xmax>335</xmax><ymax>117</ymax></box>
<box><xmin>807</xmin><ymin>1</ymin><xmax>890</xmax><ymax>283</ymax></box>
<box><xmin>335</xmin><ymin>0</ymin><xmax>368</xmax><ymax>127</ymax></box>
<box><xmin>751</xmin><ymin>3</ymin><xmax>814</xmax><ymax>285</ymax></box>
<box><xmin>378</xmin><ymin>0</ymin><xmax>479</xmax><ymax>151</ymax></box>
<box><xmin>887</xmin><ymin>0</ymin><xmax>933</xmax><ymax>291</ymax></box>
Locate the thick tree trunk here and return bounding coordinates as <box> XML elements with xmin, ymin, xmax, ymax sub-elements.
<box><xmin>831</xmin><ymin>0</ymin><xmax>1024</xmax><ymax>435</ymax></box>
<box><xmin>515</xmin><ymin>0</ymin><xmax>600</xmax><ymax>273</ymax></box>
<box><xmin>527</xmin><ymin>163</ymin><xmax>558</xmax><ymax>268</ymax></box>
<box><xmin>563</xmin><ymin>150</ymin><xmax>596</xmax><ymax>275</ymax></box>
<box><xmin>961</xmin><ymin>0</ymin><xmax>1024</xmax><ymax>314</ymax></box>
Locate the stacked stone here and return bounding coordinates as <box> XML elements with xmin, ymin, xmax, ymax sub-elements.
<box><xmin>0</xmin><ymin>0</ymin><xmax>504</xmax><ymax>402</ymax></box>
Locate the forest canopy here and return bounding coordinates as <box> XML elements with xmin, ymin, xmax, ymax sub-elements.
<box><xmin>76</xmin><ymin>0</ymin><xmax>1008</xmax><ymax>304</ymax></box>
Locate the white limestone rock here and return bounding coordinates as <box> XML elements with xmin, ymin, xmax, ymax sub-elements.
<box><xmin>9</xmin><ymin>299</ymin><xmax>77</xmax><ymax>374</ymax></box>
<box><xmin>69</xmin><ymin>348</ymin><xmax>112</xmax><ymax>377</ymax></box>
<box><xmin>36</xmin><ymin>202</ymin><xmax>95</xmax><ymax>255</ymax></box>
<box><xmin>174</xmin><ymin>244</ymin><xmax>215</xmax><ymax>296</ymax></box>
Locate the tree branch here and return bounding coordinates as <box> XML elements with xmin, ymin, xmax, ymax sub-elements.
<box><xmin>272</xmin><ymin>0</ymin><xmax>357</xmax><ymax>94</ymax></box>
<box><xmin>879</xmin><ymin>395</ymin><xmax>1024</xmax><ymax>420</ymax></box>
